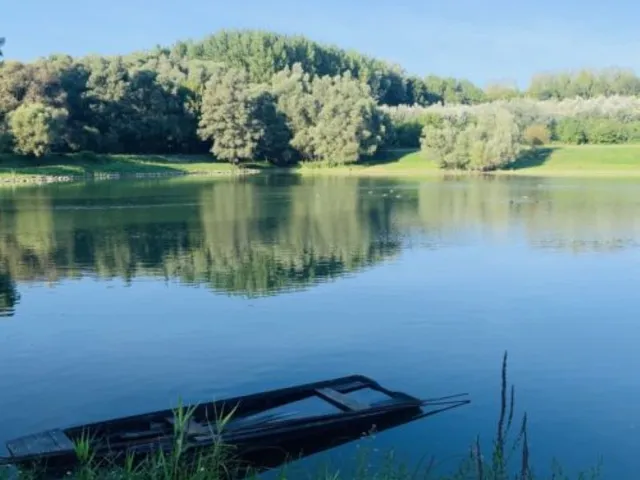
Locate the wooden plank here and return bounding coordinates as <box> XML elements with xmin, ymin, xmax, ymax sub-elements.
<box><xmin>166</xmin><ymin>417</ymin><xmax>213</xmax><ymax>436</ymax></box>
<box><xmin>7</xmin><ymin>430</ymin><xmax>75</xmax><ymax>457</ymax></box>
<box><xmin>334</xmin><ymin>380</ymin><xmax>368</xmax><ymax>393</ymax></box>
<box><xmin>315</xmin><ymin>388</ymin><xmax>369</xmax><ymax>412</ymax></box>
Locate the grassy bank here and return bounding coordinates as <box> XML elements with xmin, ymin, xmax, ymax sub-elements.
<box><xmin>3</xmin><ymin>144</ymin><xmax>640</xmax><ymax>185</ymax></box>
<box><xmin>0</xmin><ymin>153</ymin><xmax>260</xmax><ymax>185</ymax></box>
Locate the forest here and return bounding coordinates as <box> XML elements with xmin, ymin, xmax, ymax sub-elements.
<box><xmin>1</xmin><ymin>30</ymin><xmax>640</xmax><ymax>171</ymax></box>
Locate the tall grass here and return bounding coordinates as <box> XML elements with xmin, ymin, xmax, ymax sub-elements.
<box><xmin>3</xmin><ymin>352</ymin><xmax>603</xmax><ymax>480</ymax></box>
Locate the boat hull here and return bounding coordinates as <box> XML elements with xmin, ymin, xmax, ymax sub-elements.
<box><xmin>1</xmin><ymin>375</ymin><xmax>469</xmax><ymax>478</ymax></box>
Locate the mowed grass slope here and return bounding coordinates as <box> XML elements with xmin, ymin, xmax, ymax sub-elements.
<box><xmin>504</xmin><ymin>144</ymin><xmax>640</xmax><ymax>176</ymax></box>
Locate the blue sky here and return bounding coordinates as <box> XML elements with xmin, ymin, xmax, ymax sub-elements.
<box><xmin>3</xmin><ymin>0</ymin><xmax>640</xmax><ymax>88</ymax></box>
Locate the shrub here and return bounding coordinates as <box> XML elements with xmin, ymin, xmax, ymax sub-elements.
<box><xmin>420</xmin><ymin>107</ymin><xmax>523</xmax><ymax>171</ymax></box>
<box><xmin>585</xmin><ymin>118</ymin><xmax>629</xmax><ymax>144</ymax></box>
<box><xmin>8</xmin><ymin>102</ymin><xmax>68</xmax><ymax>157</ymax></box>
<box><xmin>523</xmin><ymin>123</ymin><xmax>551</xmax><ymax>146</ymax></box>
<box><xmin>553</xmin><ymin>118</ymin><xmax>587</xmax><ymax>144</ymax></box>
<box><xmin>389</xmin><ymin>121</ymin><xmax>422</xmax><ymax>148</ymax></box>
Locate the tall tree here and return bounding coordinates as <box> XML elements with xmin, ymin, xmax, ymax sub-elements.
<box><xmin>272</xmin><ymin>64</ymin><xmax>386</xmax><ymax>163</ymax></box>
<box><xmin>8</xmin><ymin>102</ymin><xmax>68</xmax><ymax>157</ymax></box>
<box><xmin>197</xmin><ymin>68</ymin><xmax>265</xmax><ymax>163</ymax></box>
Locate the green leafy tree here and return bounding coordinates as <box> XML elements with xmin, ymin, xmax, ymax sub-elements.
<box><xmin>484</xmin><ymin>81</ymin><xmax>521</xmax><ymax>101</ymax></box>
<box><xmin>420</xmin><ymin>112</ymin><xmax>473</xmax><ymax>168</ymax></box>
<box><xmin>0</xmin><ymin>122</ymin><xmax>12</xmax><ymax>152</ymax></box>
<box><xmin>307</xmin><ymin>72</ymin><xmax>386</xmax><ymax>163</ymax></box>
<box><xmin>8</xmin><ymin>102</ymin><xmax>68</xmax><ymax>157</ymax></box>
<box><xmin>553</xmin><ymin>118</ymin><xmax>587</xmax><ymax>144</ymax></box>
<box><xmin>272</xmin><ymin>64</ymin><xmax>385</xmax><ymax>164</ymax></box>
<box><xmin>251</xmin><ymin>88</ymin><xmax>294</xmax><ymax>164</ymax></box>
<box><xmin>421</xmin><ymin>107</ymin><xmax>522</xmax><ymax>171</ymax></box>
<box><xmin>197</xmin><ymin>68</ymin><xmax>265</xmax><ymax>163</ymax></box>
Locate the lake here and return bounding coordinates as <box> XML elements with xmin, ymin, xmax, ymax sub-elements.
<box><xmin>0</xmin><ymin>174</ymin><xmax>638</xmax><ymax>478</ymax></box>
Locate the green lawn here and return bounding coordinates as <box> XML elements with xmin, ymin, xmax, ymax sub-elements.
<box><xmin>502</xmin><ymin>144</ymin><xmax>640</xmax><ymax>176</ymax></box>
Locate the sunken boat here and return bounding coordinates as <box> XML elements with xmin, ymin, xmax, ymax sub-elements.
<box><xmin>0</xmin><ymin>375</ymin><xmax>470</xmax><ymax>477</ymax></box>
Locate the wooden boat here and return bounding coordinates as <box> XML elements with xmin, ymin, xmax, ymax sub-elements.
<box><xmin>0</xmin><ymin>374</ymin><xmax>469</xmax><ymax>477</ymax></box>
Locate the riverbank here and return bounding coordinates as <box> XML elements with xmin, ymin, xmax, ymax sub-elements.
<box><xmin>2</xmin><ymin>144</ymin><xmax>640</xmax><ymax>185</ymax></box>
<box><xmin>0</xmin><ymin>153</ymin><xmax>260</xmax><ymax>185</ymax></box>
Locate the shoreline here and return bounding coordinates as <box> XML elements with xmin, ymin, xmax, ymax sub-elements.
<box><xmin>0</xmin><ymin>168</ymin><xmax>260</xmax><ymax>186</ymax></box>
<box><xmin>4</xmin><ymin>165</ymin><xmax>640</xmax><ymax>186</ymax></box>
<box><xmin>3</xmin><ymin>144</ymin><xmax>640</xmax><ymax>185</ymax></box>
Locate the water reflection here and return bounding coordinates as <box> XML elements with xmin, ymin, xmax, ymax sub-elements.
<box><xmin>1</xmin><ymin>175</ymin><xmax>640</xmax><ymax>315</ymax></box>
<box><xmin>0</xmin><ymin>269</ymin><xmax>19</xmax><ymax>317</ymax></box>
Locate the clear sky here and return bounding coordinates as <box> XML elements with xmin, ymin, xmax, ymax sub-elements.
<box><xmin>2</xmin><ymin>0</ymin><xmax>639</xmax><ymax>88</ymax></box>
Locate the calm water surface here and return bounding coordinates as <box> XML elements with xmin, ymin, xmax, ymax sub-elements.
<box><xmin>0</xmin><ymin>175</ymin><xmax>639</xmax><ymax>478</ymax></box>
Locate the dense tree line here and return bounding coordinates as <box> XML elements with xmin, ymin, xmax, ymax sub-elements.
<box><xmin>0</xmin><ymin>31</ymin><xmax>490</xmax><ymax>162</ymax></box>
<box><xmin>2</xmin><ymin>31</ymin><xmax>640</xmax><ymax>169</ymax></box>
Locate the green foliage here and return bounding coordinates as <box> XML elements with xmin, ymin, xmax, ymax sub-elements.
<box><xmin>387</xmin><ymin>121</ymin><xmax>423</xmax><ymax>148</ymax></box>
<box><xmin>421</xmin><ymin>107</ymin><xmax>523</xmax><ymax>171</ymax></box>
<box><xmin>584</xmin><ymin>118</ymin><xmax>629</xmax><ymax>144</ymax></box>
<box><xmin>423</xmin><ymin>75</ymin><xmax>487</xmax><ymax>105</ymax></box>
<box><xmin>527</xmin><ymin>68</ymin><xmax>640</xmax><ymax>100</ymax></box>
<box><xmin>8</xmin><ymin>102</ymin><xmax>68</xmax><ymax>157</ymax></box>
<box><xmin>0</xmin><ymin>37</ymin><xmax>4</xmax><ymax>61</ymax></box>
<box><xmin>0</xmin><ymin>122</ymin><xmax>12</xmax><ymax>153</ymax></box>
<box><xmin>552</xmin><ymin>118</ymin><xmax>588</xmax><ymax>144</ymax></box>
<box><xmin>171</xmin><ymin>29</ymin><xmax>436</xmax><ymax>106</ymax></box>
<box><xmin>197</xmin><ymin>68</ymin><xmax>265</xmax><ymax>163</ymax></box>
<box><xmin>271</xmin><ymin>64</ymin><xmax>386</xmax><ymax>164</ymax></box>
<box><xmin>252</xmin><ymin>89</ymin><xmax>295</xmax><ymax>165</ymax></box>
<box><xmin>523</xmin><ymin>124</ymin><xmax>551</xmax><ymax>146</ymax></box>
<box><xmin>2</xmin><ymin>29</ymin><xmax>640</xmax><ymax>168</ymax></box>
<box><xmin>485</xmin><ymin>81</ymin><xmax>522</xmax><ymax>101</ymax></box>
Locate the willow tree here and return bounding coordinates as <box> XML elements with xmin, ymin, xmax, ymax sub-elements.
<box><xmin>271</xmin><ymin>64</ymin><xmax>386</xmax><ymax>164</ymax></box>
<box><xmin>197</xmin><ymin>68</ymin><xmax>267</xmax><ymax>163</ymax></box>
